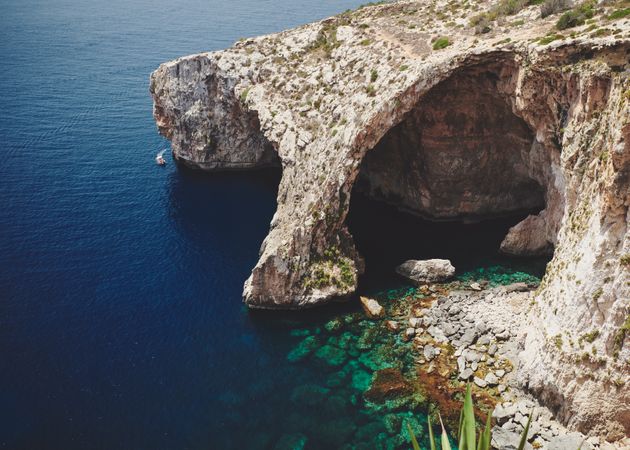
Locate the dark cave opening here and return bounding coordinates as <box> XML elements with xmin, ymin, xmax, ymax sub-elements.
<box><xmin>346</xmin><ymin>62</ymin><xmax>552</xmax><ymax>291</ymax></box>
<box><xmin>346</xmin><ymin>192</ymin><xmax>548</xmax><ymax>291</ymax></box>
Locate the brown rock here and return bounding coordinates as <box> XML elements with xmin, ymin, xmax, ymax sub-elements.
<box><xmin>364</xmin><ymin>368</ymin><xmax>413</xmax><ymax>403</ymax></box>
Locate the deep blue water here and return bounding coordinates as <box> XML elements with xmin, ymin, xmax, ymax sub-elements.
<box><xmin>0</xmin><ymin>0</ymin><xmax>370</xmax><ymax>448</ymax></box>
<box><xmin>0</xmin><ymin>1</ymin><xmax>549</xmax><ymax>448</ymax></box>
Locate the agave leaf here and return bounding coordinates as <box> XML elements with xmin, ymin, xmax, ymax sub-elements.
<box><xmin>457</xmin><ymin>407</ymin><xmax>464</xmax><ymax>445</ymax></box>
<box><xmin>407</xmin><ymin>421</ymin><xmax>421</xmax><ymax>450</ymax></box>
<box><xmin>439</xmin><ymin>413</ymin><xmax>452</xmax><ymax>450</ymax></box>
<box><xmin>461</xmin><ymin>384</ymin><xmax>476</xmax><ymax>450</ymax></box>
<box><xmin>428</xmin><ymin>415</ymin><xmax>437</xmax><ymax>450</ymax></box>
<box><xmin>476</xmin><ymin>409</ymin><xmax>493</xmax><ymax>450</ymax></box>
<box><xmin>517</xmin><ymin>410</ymin><xmax>533</xmax><ymax>450</ymax></box>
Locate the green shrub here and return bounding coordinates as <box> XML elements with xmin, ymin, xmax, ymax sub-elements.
<box><xmin>492</xmin><ymin>0</ymin><xmax>529</xmax><ymax>17</ymax></box>
<box><xmin>239</xmin><ymin>87</ymin><xmax>250</xmax><ymax>103</ymax></box>
<box><xmin>613</xmin><ymin>314</ymin><xmax>630</xmax><ymax>358</ymax></box>
<box><xmin>581</xmin><ymin>330</ymin><xmax>600</xmax><ymax>343</ymax></box>
<box><xmin>433</xmin><ymin>37</ymin><xmax>451</xmax><ymax>50</ymax></box>
<box><xmin>556</xmin><ymin>1</ymin><xmax>596</xmax><ymax>30</ymax></box>
<box><xmin>370</xmin><ymin>68</ymin><xmax>378</xmax><ymax>82</ymax></box>
<box><xmin>608</xmin><ymin>8</ymin><xmax>630</xmax><ymax>20</ymax></box>
<box><xmin>538</xmin><ymin>33</ymin><xmax>562</xmax><ymax>44</ymax></box>
<box><xmin>541</xmin><ymin>0</ymin><xmax>570</xmax><ymax>18</ymax></box>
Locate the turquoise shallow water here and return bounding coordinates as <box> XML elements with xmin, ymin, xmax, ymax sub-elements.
<box><xmin>0</xmin><ymin>0</ymin><xmax>549</xmax><ymax>448</ymax></box>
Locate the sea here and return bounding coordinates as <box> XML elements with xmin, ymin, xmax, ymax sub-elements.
<box><xmin>0</xmin><ymin>0</ymin><xmax>548</xmax><ymax>448</ymax></box>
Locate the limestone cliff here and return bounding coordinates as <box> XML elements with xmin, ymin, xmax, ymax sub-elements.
<box><xmin>150</xmin><ymin>0</ymin><xmax>630</xmax><ymax>440</ymax></box>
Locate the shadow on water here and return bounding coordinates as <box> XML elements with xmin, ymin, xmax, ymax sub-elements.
<box><xmin>166</xmin><ymin>165</ymin><xmax>282</xmax><ymax>244</ymax></box>
<box><xmin>347</xmin><ymin>192</ymin><xmax>550</xmax><ymax>293</ymax></box>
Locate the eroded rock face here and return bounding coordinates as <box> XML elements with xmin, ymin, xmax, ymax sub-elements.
<box><xmin>150</xmin><ymin>0</ymin><xmax>629</xmax><ymax>439</ymax></box>
<box><xmin>500</xmin><ymin>214</ymin><xmax>554</xmax><ymax>256</ymax></box>
<box><xmin>356</xmin><ymin>60</ymin><xmax>545</xmax><ymax>220</ymax></box>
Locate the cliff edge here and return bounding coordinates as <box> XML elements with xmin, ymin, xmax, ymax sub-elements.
<box><xmin>150</xmin><ymin>0</ymin><xmax>629</xmax><ymax>440</ymax></box>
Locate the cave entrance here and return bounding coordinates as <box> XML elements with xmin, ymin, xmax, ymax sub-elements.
<box><xmin>347</xmin><ymin>62</ymin><xmax>550</xmax><ymax>290</ymax></box>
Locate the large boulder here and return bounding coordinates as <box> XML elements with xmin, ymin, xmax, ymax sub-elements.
<box><xmin>395</xmin><ymin>259</ymin><xmax>455</xmax><ymax>285</ymax></box>
<box><xmin>360</xmin><ymin>296</ymin><xmax>384</xmax><ymax>318</ymax></box>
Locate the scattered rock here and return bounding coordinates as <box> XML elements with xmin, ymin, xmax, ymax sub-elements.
<box><xmin>548</xmin><ymin>432</ymin><xmax>594</xmax><ymax>450</ymax></box>
<box><xmin>426</xmin><ymin>325</ymin><xmax>447</xmax><ymax>342</ymax></box>
<box><xmin>423</xmin><ymin>344</ymin><xmax>439</xmax><ymax>361</ymax></box>
<box><xmin>496</xmin><ymin>330</ymin><xmax>511</xmax><ymax>341</ymax></box>
<box><xmin>477</xmin><ymin>333</ymin><xmax>491</xmax><ymax>345</ymax></box>
<box><xmin>460</xmin><ymin>328</ymin><xmax>478</xmax><ymax>347</ymax></box>
<box><xmin>442</xmin><ymin>323</ymin><xmax>459</xmax><ymax>336</ymax></box>
<box><xmin>360</xmin><ymin>296</ymin><xmax>384</xmax><ymax>319</ymax></box>
<box><xmin>500</xmin><ymin>282</ymin><xmax>531</xmax><ymax>293</ymax></box>
<box><xmin>457</xmin><ymin>355</ymin><xmax>466</xmax><ymax>373</ymax></box>
<box><xmin>491</xmin><ymin>426</ymin><xmax>532</xmax><ymax>450</ymax></box>
<box><xmin>474</xmin><ymin>376</ymin><xmax>487</xmax><ymax>388</ymax></box>
<box><xmin>470</xmin><ymin>282</ymin><xmax>482</xmax><ymax>291</ymax></box>
<box><xmin>385</xmin><ymin>320</ymin><xmax>399</xmax><ymax>331</ymax></box>
<box><xmin>459</xmin><ymin>368</ymin><xmax>474</xmax><ymax>380</ymax></box>
<box><xmin>395</xmin><ymin>259</ymin><xmax>455</xmax><ymax>285</ymax></box>
<box><xmin>493</xmin><ymin>403</ymin><xmax>517</xmax><ymax>423</ymax></box>
<box><xmin>485</xmin><ymin>372</ymin><xmax>499</xmax><ymax>386</ymax></box>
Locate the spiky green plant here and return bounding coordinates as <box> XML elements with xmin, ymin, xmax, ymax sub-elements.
<box><xmin>407</xmin><ymin>384</ymin><xmax>532</xmax><ymax>450</ymax></box>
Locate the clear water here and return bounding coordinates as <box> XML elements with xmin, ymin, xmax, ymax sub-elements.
<box><xmin>0</xmin><ymin>0</ymin><xmax>549</xmax><ymax>448</ymax></box>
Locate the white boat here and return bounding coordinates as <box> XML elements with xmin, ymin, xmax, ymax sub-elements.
<box><xmin>156</xmin><ymin>149</ymin><xmax>166</xmax><ymax>166</ymax></box>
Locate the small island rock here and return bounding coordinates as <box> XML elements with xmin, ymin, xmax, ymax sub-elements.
<box><xmin>395</xmin><ymin>259</ymin><xmax>455</xmax><ymax>285</ymax></box>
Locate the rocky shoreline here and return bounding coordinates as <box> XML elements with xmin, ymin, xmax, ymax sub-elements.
<box><xmin>395</xmin><ymin>282</ymin><xmax>622</xmax><ymax>450</ymax></box>
<box><xmin>287</xmin><ymin>274</ymin><xmax>629</xmax><ymax>449</ymax></box>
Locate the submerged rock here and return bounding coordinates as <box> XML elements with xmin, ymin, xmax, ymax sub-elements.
<box><xmin>290</xmin><ymin>384</ymin><xmax>330</xmax><ymax>406</ymax></box>
<box><xmin>359</xmin><ymin>296</ymin><xmax>384</xmax><ymax>318</ymax></box>
<box><xmin>364</xmin><ymin>368</ymin><xmax>413</xmax><ymax>403</ymax></box>
<box><xmin>287</xmin><ymin>335</ymin><xmax>318</xmax><ymax>362</ymax></box>
<box><xmin>273</xmin><ymin>433</ymin><xmax>308</xmax><ymax>450</ymax></box>
<box><xmin>324</xmin><ymin>318</ymin><xmax>343</xmax><ymax>333</ymax></box>
<box><xmin>314</xmin><ymin>344</ymin><xmax>347</xmax><ymax>367</ymax></box>
<box><xmin>395</xmin><ymin>259</ymin><xmax>455</xmax><ymax>285</ymax></box>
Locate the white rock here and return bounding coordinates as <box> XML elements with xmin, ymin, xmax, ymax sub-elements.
<box><xmin>395</xmin><ymin>259</ymin><xmax>456</xmax><ymax>285</ymax></box>
<box><xmin>360</xmin><ymin>296</ymin><xmax>384</xmax><ymax>318</ymax></box>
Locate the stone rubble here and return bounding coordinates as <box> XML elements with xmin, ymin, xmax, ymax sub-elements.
<box><xmin>396</xmin><ymin>283</ymin><xmax>629</xmax><ymax>450</ymax></box>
